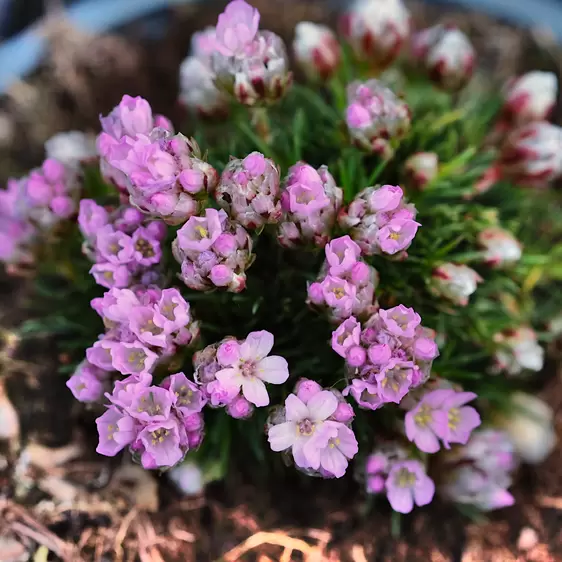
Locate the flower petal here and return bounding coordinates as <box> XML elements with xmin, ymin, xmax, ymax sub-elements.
<box><xmin>335</xmin><ymin>424</ymin><xmax>359</xmax><ymax>458</ymax></box>
<box><xmin>240</xmin><ymin>330</ymin><xmax>274</xmax><ymax>361</ymax></box>
<box><xmin>413</xmin><ymin>474</ymin><xmax>435</xmax><ymax>507</ymax></box>
<box><xmin>444</xmin><ymin>391</ymin><xmax>477</xmax><ymax>408</ymax></box>
<box><xmin>285</xmin><ymin>394</ymin><xmax>309</xmax><ymax>422</ymax></box>
<box><xmin>386</xmin><ymin>486</ymin><xmax>414</xmax><ymax>513</ymax></box>
<box><xmin>320</xmin><ymin>446</ymin><xmax>348</xmax><ymax>478</ymax></box>
<box><xmin>414</xmin><ymin>428</ymin><xmax>441</xmax><ymax>454</ymax></box>
<box><xmin>241</xmin><ymin>377</ymin><xmax>269</xmax><ymax>407</ymax></box>
<box><xmin>215</xmin><ymin>368</ymin><xmax>243</xmax><ymax>390</ymax></box>
<box><xmin>307</xmin><ymin>391</ymin><xmax>338</xmax><ymax>421</ymax></box>
<box><xmin>268</xmin><ymin>422</ymin><xmax>296</xmax><ymax>451</ymax></box>
<box><xmin>256</xmin><ymin>355</ymin><xmax>289</xmax><ymax>384</ymax></box>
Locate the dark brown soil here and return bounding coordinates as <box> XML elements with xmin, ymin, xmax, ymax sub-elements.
<box><xmin>1</xmin><ymin>2</ymin><xmax>562</xmax><ymax>561</ymax></box>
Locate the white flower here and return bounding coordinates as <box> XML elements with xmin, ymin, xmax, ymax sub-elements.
<box><xmin>493</xmin><ymin>327</ymin><xmax>544</xmax><ymax>375</ymax></box>
<box><xmin>478</xmin><ymin>227</ymin><xmax>522</xmax><ymax>267</ymax></box>
<box><xmin>45</xmin><ymin>131</ymin><xmax>97</xmax><ymax>168</ymax></box>
<box><xmin>432</xmin><ymin>263</ymin><xmax>481</xmax><ymax>306</ymax></box>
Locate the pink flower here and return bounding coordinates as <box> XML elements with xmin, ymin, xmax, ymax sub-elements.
<box><xmin>413</xmin><ymin>337</ymin><xmax>439</xmax><ymax>361</ymax></box>
<box><xmin>90</xmin><ymin>262</ymin><xmax>131</xmax><ymax>288</ymax></box>
<box><xmin>129</xmin><ymin>386</ymin><xmax>173</xmax><ymax>423</ymax></box>
<box><xmin>321</xmin><ymin>276</ymin><xmax>356</xmax><ymax>314</ymax></box>
<box><xmin>163</xmin><ymin>372</ymin><xmax>207</xmax><ymax>415</ymax></box>
<box><xmin>95</xmin><ymin>225</ymin><xmax>135</xmax><ymax>264</ymax></box>
<box><xmin>215</xmin><ymin>330</ymin><xmax>289</xmax><ymax>406</ymax></box>
<box><xmin>367</xmin><ymin>343</ymin><xmax>391</xmax><ymax>365</ymax></box>
<box><xmin>107</xmin><ymin>373</ymin><xmax>153</xmax><ymax>409</ymax></box>
<box><xmin>176</xmin><ymin>208</ymin><xmax>225</xmax><ymax>252</ymax></box>
<box><xmin>131</xmin><ymin>227</ymin><xmax>162</xmax><ymax>266</ymax></box>
<box><xmin>96</xmin><ymin>407</ymin><xmax>137</xmax><ymax>457</ymax></box>
<box><xmin>129</xmin><ymin>307</ymin><xmax>168</xmax><ymax>348</ymax></box>
<box><xmin>86</xmin><ymin>339</ymin><xmax>118</xmax><ymax>371</ymax></box>
<box><xmin>331</xmin><ymin>316</ymin><xmax>361</xmax><ymax>357</ymax></box>
<box><xmin>325</xmin><ymin>235</ymin><xmax>361</xmax><ymax>276</ymax></box>
<box><xmin>226</xmin><ymin>394</ymin><xmax>254</xmax><ymax>419</ymax></box>
<box><xmin>376</xmin><ymin>216</ymin><xmax>420</xmax><ymax>255</ymax></box>
<box><xmin>110</xmin><ymin>341</ymin><xmax>159</xmax><ymax>375</ymax></box>
<box><xmin>153</xmin><ymin>288</ymin><xmax>191</xmax><ymax>333</ymax></box>
<box><xmin>66</xmin><ymin>366</ymin><xmax>105</xmax><ymax>403</ymax></box>
<box><xmin>433</xmin><ymin>391</ymin><xmax>481</xmax><ymax>447</ymax></box>
<box><xmin>385</xmin><ymin>460</ymin><xmax>435</xmax><ymax>513</ymax></box>
<box><xmin>318</xmin><ymin>422</ymin><xmax>359</xmax><ymax>478</ymax></box>
<box><xmin>346</xmin><ymin>345</ymin><xmax>366</xmax><ymax>367</ymax></box>
<box><xmin>375</xmin><ymin>359</ymin><xmax>415</xmax><ymax>403</ymax></box>
<box><xmin>368</xmin><ymin>185</ymin><xmax>403</xmax><ymax>212</ymax></box>
<box><xmin>191</xmin><ymin>26</ymin><xmax>218</xmax><ymax>60</ymax></box>
<box><xmin>215</xmin><ymin>0</ymin><xmax>260</xmax><ymax>57</ymax></box>
<box><xmin>139</xmin><ymin>419</ymin><xmax>183</xmax><ymax>468</ymax></box>
<box><xmin>78</xmin><ymin>200</ymin><xmax>109</xmax><ymax>241</ymax></box>
<box><xmin>268</xmin><ymin>391</ymin><xmax>338</xmax><ymax>470</ymax></box>
<box><xmin>295</xmin><ymin>378</ymin><xmax>323</xmax><ymax>403</ymax></box>
<box><xmin>282</xmin><ymin>167</ymin><xmax>330</xmax><ymax>216</ymax></box>
<box><xmin>379</xmin><ymin>305</ymin><xmax>421</xmax><ymax>338</ymax></box>
<box><xmin>293</xmin><ymin>22</ymin><xmax>341</xmax><ymax>81</ymax></box>
<box><xmin>342</xmin><ymin>379</ymin><xmax>383</xmax><ymax>410</ymax></box>
<box><xmin>100</xmin><ymin>95</ymin><xmax>154</xmax><ymax>139</ymax></box>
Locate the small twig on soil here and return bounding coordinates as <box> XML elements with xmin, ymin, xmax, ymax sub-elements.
<box><xmin>536</xmin><ymin>495</ymin><xmax>562</xmax><ymax>510</ymax></box>
<box><xmin>114</xmin><ymin>508</ymin><xmax>138</xmax><ymax>562</ymax></box>
<box><xmin>219</xmin><ymin>530</ymin><xmax>319</xmax><ymax>562</ymax></box>
<box><xmin>169</xmin><ymin>517</ymin><xmax>196</xmax><ymax>543</ymax></box>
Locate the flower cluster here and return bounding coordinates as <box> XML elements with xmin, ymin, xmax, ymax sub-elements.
<box><xmin>66</xmin><ymin>360</ymin><xmax>111</xmax><ymax>403</ymax></box>
<box><xmin>307</xmin><ymin>235</ymin><xmax>378</xmax><ymax>322</ymax></box>
<box><xmin>179</xmin><ymin>26</ymin><xmax>230</xmax><ymax>118</ymax></box>
<box><xmin>105</xmin><ymin>132</ymin><xmax>219</xmax><ymax>225</ymax></box>
<box><xmin>210</xmin><ymin>0</ymin><xmax>292</xmax><ymax>106</ymax></box>
<box><xmin>172</xmin><ymin>208</ymin><xmax>254</xmax><ymax>293</ymax></box>
<box><xmin>194</xmin><ymin>330</ymin><xmax>289</xmax><ymax>412</ymax></box>
<box><xmin>431</xmin><ymin>263</ymin><xmax>482</xmax><ymax>307</ymax></box>
<box><xmin>332</xmin><ymin>306</ymin><xmax>439</xmax><ymax>409</ymax></box>
<box><xmin>345</xmin><ymin>80</ymin><xmax>411</xmax><ymax>157</ymax></box>
<box><xmin>214</xmin><ymin>152</ymin><xmax>282</xmax><ymax>229</ymax></box>
<box><xmin>338</xmin><ymin>184</ymin><xmax>420</xmax><ymax>256</ymax></box>
<box><xmin>492</xmin><ymin>326</ymin><xmax>544</xmax><ymax>376</ymax></box>
<box><xmin>365</xmin><ymin>445</ymin><xmax>435</xmax><ymax>513</ymax></box>
<box><xmin>96</xmin><ymin>371</ymin><xmax>205</xmax><ymax>469</ymax></box>
<box><xmin>86</xmin><ymin>286</ymin><xmax>199</xmax><ymax>377</ymax></box>
<box><xmin>411</xmin><ymin>24</ymin><xmax>475</xmax><ymax>92</ymax></box>
<box><xmin>98</xmin><ymin>95</ymin><xmax>173</xmax><ymax>193</ymax></box>
<box><xmin>277</xmin><ymin>162</ymin><xmax>343</xmax><ymax>248</ymax></box>
<box><xmin>267</xmin><ymin>379</ymin><xmax>358</xmax><ymax>478</ymax></box>
<box><xmin>340</xmin><ymin>0</ymin><xmax>410</xmax><ymax>70</ymax></box>
<box><xmin>441</xmin><ymin>429</ymin><xmax>516</xmax><ymax>511</ymax></box>
<box><xmin>405</xmin><ymin>389</ymin><xmax>481</xmax><ymax>453</ymax></box>
<box><xmin>79</xmin><ymin>200</ymin><xmax>166</xmax><ymax>288</ymax></box>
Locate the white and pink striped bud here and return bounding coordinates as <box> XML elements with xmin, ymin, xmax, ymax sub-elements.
<box><xmin>498</xmin><ymin>122</ymin><xmax>562</xmax><ymax>188</ymax></box>
<box><xmin>278</xmin><ymin>163</ymin><xmax>343</xmax><ymax>248</ymax></box>
<box><xmin>492</xmin><ymin>327</ymin><xmax>544</xmax><ymax>376</ymax></box>
<box><xmin>212</xmin><ymin>31</ymin><xmax>292</xmax><ymax>106</ymax></box>
<box><xmin>500</xmin><ymin>71</ymin><xmax>558</xmax><ymax>129</ymax></box>
<box><xmin>293</xmin><ymin>22</ymin><xmax>341</xmax><ymax>81</ymax></box>
<box><xmin>179</xmin><ymin>56</ymin><xmax>229</xmax><ymax>119</ymax></box>
<box><xmin>340</xmin><ymin>0</ymin><xmax>410</xmax><ymax>70</ymax></box>
<box><xmin>345</xmin><ymin>80</ymin><xmax>411</xmax><ymax>158</ymax></box>
<box><xmin>173</xmin><ymin>208</ymin><xmax>254</xmax><ymax>293</ymax></box>
<box><xmin>215</xmin><ymin>152</ymin><xmax>281</xmax><ymax>229</ymax></box>
<box><xmin>431</xmin><ymin>263</ymin><xmax>482</xmax><ymax>307</ymax></box>
<box><xmin>478</xmin><ymin>227</ymin><xmax>522</xmax><ymax>267</ymax></box>
<box><xmin>404</xmin><ymin>152</ymin><xmax>438</xmax><ymax>189</ymax></box>
<box><xmin>412</xmin><ymin>24</ymin><xmax>475</xmax><ymax>92</ymax></box>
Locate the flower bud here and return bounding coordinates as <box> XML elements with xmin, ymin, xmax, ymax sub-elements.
<box><xmin>404</xmin><ymin>152</ymin><xmax>438</xmax><ymax>189</ymax></box>
<box><xmin>215</xmin><ymin>152</ymin><xmax>281</xmax><ymax>228</ymax></box>
<box><xmin>227</xmin><ymin>394</ymin><xmax>255</xmax><ymax>419</ymax></box>
<box><xmin>492</xmin><ymin>326</ymin><xmax>544</xmax><ymax>376</ymax></box>
<box><xmin>345</xmin><ymin>80</ymin><xmax>411</xmax><ymax>157</ymax></box>
<box><xmin>478</xmin><ymin>227</ymin><xmax>522</xmax><ymax>267</ymax></box>
<box><xmin>295</xmin><ymin>378</ymin><xmax>323</xmax><ymax>403</ymax></box>
<box><xmin>496</xmin><ymin>393</ymin><xmax>556</xmax><ymax>464</ymax></box>
<box><xmin>431</xmin><ymin>263</ymin><xmax>482</xmax><ymax>306</ymax></box>
<box><xmin>340</xmin><ymin>0</ymin><xmax>410</xmax><ymax>70</ymax></box>
<box><xmin>500</xmin><ymin>71</ymin><xmax>558</xmax><ymax>129</ymax></box>
<box><xmin>293</xmin><ymin>22</ymin><xmax>341</xmax><ymax>81</ymax></box>
<box><xmin>346</xmin><ymin>345</ymin><xmax>367</xmax><ymax>367</ymax></box>
<box><xmin>498</xmin><ymin>122</ymin><xmax>562</xmax><ymax>188</ymax></box>
<box><xmin>412</xmin><ymin>24</ymin><xmax>475</xmax><ymax>92</ymax></box>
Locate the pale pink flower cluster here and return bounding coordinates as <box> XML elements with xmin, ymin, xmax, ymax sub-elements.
<box><xmin>98</xmin><ymin>95</ymin><xmax>174</xmax><ymax>193</ymax></box>
<box><xmin>332</xmin><ymin>306</ymin><xmax>439</xmax><ymax>410</ymax></box>
<box><xmin>431</xmin><ymin>263</ymin><xmax>482</xmax><ymax>307</ymax></box>
<box><xmin>492</xmin><ymin>326</ymin><xmax>544</xmax><ymax>376</ymax></box>
<box><xmin>277</xmin><ymin>162</ymin><xmax>343</xmax><ymax>248</ymax></box>
<box><xmin>85</xmin><ymin>286</ymin><xmax>199</xmax><ymax>378</ymax></box>
<box><xmin>307</xmin><ymin>235</ymin><xmax>378</xmax><ymax>322</ymax></box>
<box><xmin>293</xmin><ymin>22</ymin><xmax>341</xmax><ymax>81</ymax></box>
<box><xmin>340</xmin><ymin>0</ymin><xmax>411</xmax><ymax>70</ymax></box>
<box><xmin>345</xmin><ymin>80</ymin><xmax>411</xmax><ymax>157</ymax></box>
<box><xmin>411</xmin><ymin>24</ymin><xmax>475</xmax><ymax>92</ymax></box>
<box><xmin>267</xmin><ymin>379</ymin><xmax>358</xmax><ymax>478</ymax></box>
<box><xmin>338</xmin><ymin>184</ymin><xmax>420</xmax><ymax>256</ymax></box>
<box><xmin>78</xmin><ymin>200</ymin><xmax>166</xmax><ymax>289</ymax></box>
<box><xmin>365</xmin><ymin>445</ymin><xmax>435</xmax><ymax>513</ymax></box>
<box><xmin>179</xmin><ymin>27</ymin><xmax>230</xmax><ymax>118</ymax></box>
<box><xmin>405</xmin><ymin>389</ymin><xmax>481</xmax><ymax>453</ymax></box>
<box><xmin>215</xmin><ymin>152</ymin><xmax>282</xmax><ymax>229</ymax></box>
<box><xmin>211</xmin><ymin>0</ymin><xmax>292</xmax><ymax>106</ymax></box>
<box><xmin>96</xmin><ymin>371</ymin><xmax>205</xmax><ymax>469</ymax></box>
<box><xmin>105</xmin><ymin>132</ymin><xmax>219</xmax><ymax>225</ymax></box>
<box><xmin>441</xmin><ymin>429</ymin><xmax>516</xmax><ymax>511</ymax></box>
<box><xmin>172</xmin><ymin>208</ymin><xmax>254</xmax><ymax>293</ymax></box>
<box><xmin>193</xmin><ymin>330</ymin><xmax>289</xmax><ymax>412</ymax></box>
